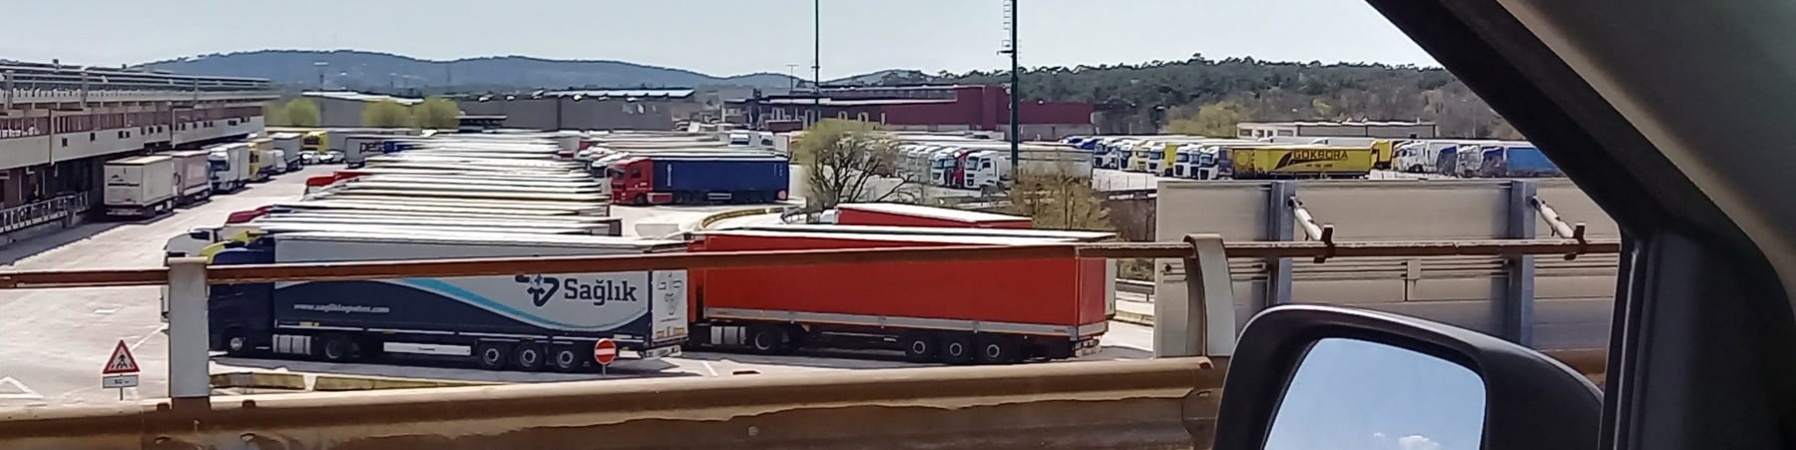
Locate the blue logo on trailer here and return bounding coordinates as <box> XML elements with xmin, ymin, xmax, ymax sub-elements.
<box><xmin>513</xmin><ymin>275</ymin><xmax>640</xmax><ymax>307</ymax></box>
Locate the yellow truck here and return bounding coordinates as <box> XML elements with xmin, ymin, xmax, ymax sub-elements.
<box><xmin>302</xmin><ymin>130</ymin><xmax>330</xmax><ymax>152</ymax></box>
<box><xmin>1224</xmin><ymin>145</ymin><xmax>1377</xmax><ymax>179</ymax></box>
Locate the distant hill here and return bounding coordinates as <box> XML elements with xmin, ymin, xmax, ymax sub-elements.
<box><xmin>142</xmin><ymin>50</ymin><xmax>802</xmax><ymax>90</ymax></box>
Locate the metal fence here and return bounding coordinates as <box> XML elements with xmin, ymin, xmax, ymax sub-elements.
<box><xmin>0</xmin><ymin>193</ymin><xmax>88</xmax><ymax>234</ymax></box>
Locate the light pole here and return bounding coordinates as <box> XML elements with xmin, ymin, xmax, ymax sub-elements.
<box><xmin>313</xmin><ymin>61</ymin><xmax>329</xmax><ymax>90</ymax></box>
<box><xmin>1001</xmin><ymin>0</ymin><xmax>1020</xmax><ymax>176</ymax></box>
<box><xmin>812</xmin><ymin>0</ymin><xmax>822</xmax><ymax>125</ymax></box>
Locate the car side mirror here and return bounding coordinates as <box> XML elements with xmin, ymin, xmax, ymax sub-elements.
<box><xmin>1212</xmin><ymin>305</ymin><xmax>1600</xmax><ymax>450</ymax></box>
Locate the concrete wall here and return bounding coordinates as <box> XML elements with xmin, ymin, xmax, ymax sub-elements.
<box><xmin>1152</xmin><ymin>178</ymin><xmax>1618</xmax><ymax>351</ymax></box>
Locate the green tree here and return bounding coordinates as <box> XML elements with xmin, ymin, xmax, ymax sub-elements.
<box><xmin>362</xmin><ymin>100</ymin><xmax>416</xmax><ymax>128</ymax></box>
<box><xmin>796</xmin><ymin>119</ymin><xmax>914</xmax><ymax>209</ymax></box>
<box><xmin>284</xmin><ymin>98</ymin><xmax>321</xmax><ymax>127</ymax></box>
<box><xmin>413</xmin><ymin>97</ymin><xmax>462</xmax><ymax>129</ymax></box>
<box><xmin>1165</xmin><ymin>101</ymin><xmax>1244</xmax><ymax>137</ymax></box>
<box><xmin>262</xmin><ymin>100</ymin><xmax>290</xmax><ymax>126</ymax></box>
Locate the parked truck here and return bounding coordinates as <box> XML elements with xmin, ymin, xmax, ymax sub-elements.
<box><xmin>836</xmin><ymin>203</ymin><xmax>1034</xmax><ymax>229</ymax></box>
<box><xmin>685</xmin><ymin>228</ymin><xmax>1111</xmax><ymax>364</ymax></box>
<box><xmin>607</xmin><ymin>155</ymin><xmax>790</xmax><ymax>205</ymax></box>
<box><xmin>104</xmin><ymin>155</ymin><xmax>179</xmax><ymax>219</ymax></box>
<box><xmin>206</xmin><ymin>231</ymin><xmax>691</xmax><ymax>371</ymax></box>
<box><xmin>166</xmin><ymin>150</ymin><xmax>213</xmax><ymax>205</ymax></box>
<box><xmin>1477</xmin><ymin>143</ymin><xmax>1562</xmax><ymax>178</ymax></box>
<box><xmin>207</xmin><ymin>143</ymin><xmax>252</xmax><ymax>192</ymax></box>
<box><xmin>1222</xmin><ymin>145</ymin><xmax>1377</xmax><ymax>179</ymax></box>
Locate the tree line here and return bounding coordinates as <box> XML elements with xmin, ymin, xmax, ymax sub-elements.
<box><xmin>866</xmin><ymin>54</ymin><xmax>1521</xmax><ymax>139</ymax></box>
<box><xmin>263</xmin><ymin>97</ymin><xmax>463</xmax><ymax>129</ymax></box>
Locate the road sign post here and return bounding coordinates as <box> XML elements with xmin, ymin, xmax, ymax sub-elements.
<box><xmin>594</xmin><ymin>339</ymin><xmax>618</xmax><ymax>374</ymax></box>
<box><xmin>101</xmin><ymin>339</ymin><xmax>141</xmax><ymax>400</ymax></box>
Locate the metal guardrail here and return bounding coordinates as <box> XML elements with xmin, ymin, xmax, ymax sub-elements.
<box><xmin>0</xmin><ymin>237</ymin><xmax>1622</xmax><ymax>449</ymax></box>
<box><xmin>1117</xmin><ymin>278</ymin><xmax>1155</xmax><ymax>295</ymax></box>
<box><xmin>0</xmin><ymin>193</ymin><xmax>87</xmax><ymax>234</ymax></box>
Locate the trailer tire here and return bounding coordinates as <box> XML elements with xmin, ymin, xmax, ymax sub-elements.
<box><xmin>317</xmin><ymin>333</ymin><xmax>357</xmax><ymax>362</ymax></box>
<box><xmin>475</xmin><ymin>342</ymin><xmax>509</xmax><ymax>371</ymax></box>
<box><xmin>221</xmin><ymin>328</ymin><xmax>255</xmax><ymax>356</ymax></box>
<box><xmin>975</xmin><ymin>335</ymin><xmax>1020</xmax><ymax>364</ymax></box>
<box><xmin>513</xmin><ymin>343</ymin><xmax>547</xmax><ymax>371</ymax></box>
<box><xmin>549</xmin><ymin>345</ymin><xmax>585</xmax><ymax>372</ymax></box>
<box><xmin>901</xmin><ymin>334</ymin><xmax>939</xmax><ymax>363</ymax></box>
<box><xmin>941</xmin><ymin>334</ymin><xmax>976</xmax><ymax>365</ymax></box>
<box><xmin>747</xmin><ymin>326</ymin><xmax>788</xmax><ymax>354</ymax></box>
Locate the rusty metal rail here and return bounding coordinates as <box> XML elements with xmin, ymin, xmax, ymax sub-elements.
<box><xmin>0</xmin><ymin>351</ymin><xmax>1606</xmax><ymax>450</ymax></box>
<box><xmin>0</xmin><ymin>238</ymin><xmax>1622</xmax><ymax>289</ymax></box>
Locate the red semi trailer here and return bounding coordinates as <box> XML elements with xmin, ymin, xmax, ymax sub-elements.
<box><xmin>686</xmin><ymin>228</ymin><xmax>1112</xmax><ymax>364</ymax></box>
<box><xmin>835</xmin><ymin>202</ymin><xmax>1034</xmax><ymax>229</ymax></box>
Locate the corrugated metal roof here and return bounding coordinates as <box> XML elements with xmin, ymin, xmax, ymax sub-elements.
<box><xmin>1238</xmin><ymin>120</ymin><xmax>1436</xmax><ymax>127</ymax></box>
<box><xmin>302</xmin><ymin>91</ymin><xmax>425</xmax><ymax>105</ymax></box>
<box><xmin>539</xmin><ymin>89</ymin><xmax>695</xmax><ymax>99</ymax></box>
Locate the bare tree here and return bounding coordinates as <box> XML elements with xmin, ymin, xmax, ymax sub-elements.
<box><xmin>796</xmin><ymin>119</ymin><xmax>917</xmax><ymax>209</ymax></box>
<box><xmin>1006</xmin><ymin>163</ymin><xmax>1111</xmax><ymax>230</ymax></box>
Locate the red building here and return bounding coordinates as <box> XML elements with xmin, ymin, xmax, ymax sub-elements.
<box><xmin>727</xmin><ymin>85</ymin><xmax>1095</xmax><ymax>140</ymax></box>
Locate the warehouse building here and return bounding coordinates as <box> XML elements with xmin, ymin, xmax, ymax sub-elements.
<box><xmin>0</xmin><ymin>61</ymin><xmax>272</xmax><ymax>211</ymax></box>
<box><xmin>724</xmin><ymin>85</ymin><xmax>1095</xmax><ymax>140</ymax></box>
<box><xmin>1236</xmin><ymin>120</ymin><xmax>1438</xmax><ymax>139</ymax></box>
<box><xmin>302</xmin><ymin>91</ymin><xmax>424</xmax><ymax>128</ymax></box>
<box><xmin>456</xmin><ymin>89</ymin><xmax>703</xmax><ymax>131</ymax></box>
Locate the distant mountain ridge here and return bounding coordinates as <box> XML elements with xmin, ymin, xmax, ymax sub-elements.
<box><xmin>143</xmin><ymin>50</ymin><xmax>808</xmax><ymax>90</ymax></box>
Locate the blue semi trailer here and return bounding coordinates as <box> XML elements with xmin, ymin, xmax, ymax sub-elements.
<box><xmin>206</xmin><ymin>231</ymin><xmax>690</xmax><ymax>372</ymax></box>
<box><xmin>608</xmin><ymin>155</ymin><xmax>790</xmax><ymax>205</ymax></box>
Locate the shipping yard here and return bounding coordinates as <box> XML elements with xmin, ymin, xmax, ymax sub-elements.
<box><xmin>0</xmin><ymin>39</ymin><xmax>1630</xmax><ymax>450</ymax></box>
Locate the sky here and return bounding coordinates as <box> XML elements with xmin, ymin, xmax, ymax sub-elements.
<box><xmin>0</xmin><ymin>0</ymin><xmax>1436</xmax><ymax>79</ymax></box>
<box><xmin>1264</xmin><ymin>338</ymin><xmax>1488</xmax><ymax>450</ymax></box>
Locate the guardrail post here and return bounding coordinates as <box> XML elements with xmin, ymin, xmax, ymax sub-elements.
<box><xmin>1265</xmin><ymin>181</ymin><xmax>1296</xmax><ymax>307</ymax></box>
<box><xmin>165</xmin><ymin>257</ymin><xmax>210</xmax><ymax>405</ymax></box>
<box><xmin>1157</xmin><ymin>234</ymin><xmax>1238</xmax><ymax>358</ymax></box>
<box><xmin>1504</xmin><ymin>180</ymin><xmax>1537</xmax><ymax>346</ymax></box>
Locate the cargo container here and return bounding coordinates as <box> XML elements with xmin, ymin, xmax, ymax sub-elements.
<box><xmin>166</xmin><ymin>150</ymin><xmax>213</xmax><ymax>205</ymax></box>
<box><xmin>206</xmin><ymin>231</ymin><xmax>690</xmax><ymax>371</ymax></box>
<box><xmin>836</xmin><ymin>203</ymin><xmax>1033</xmax><ymax>229</ymax></box>
<box><xmin>608</xmin><ymin>155</ymin><xmax>790</xmax><ymax>205</ymax></box>
<box><xmin>686</xmin><ymin>229</ymin><xmax>1110</xmax><ymax>364</ymax></box>
<box><xmin>1222</xmin><ymin>145</ymin><xmax>1376</xmax><ymax>179</ymax></box>
<box><xmin>1477</xmin><ymin>144</ymin><xmax>1561</xmax><ymax>178</ymax></box>
<box><xmin>103</xmin><ymin>155</ymin><xmax>179</xmax><ymax>218</ymax></box>
<box><xmin>206</xmin><ymin>143</ymin><xmax>252</xmax><ymax>192</ymax></box>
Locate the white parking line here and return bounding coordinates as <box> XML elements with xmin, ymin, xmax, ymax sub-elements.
<box><xmin>0</xmin><ymin>377</ymin><xmax>43</xmax><ymax>400</ymax></box>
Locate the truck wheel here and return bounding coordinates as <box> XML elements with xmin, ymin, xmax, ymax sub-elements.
<box><xmin>549</xmin><ymin>345</ymin><xmax>585</xmax><ymax>372</ymax></box>
<box><xmin>222</xmin><ymin>328</ymin><xmax>255</xmax><ymax>356</ymax></box>
<box><xmin>902</xmin><ymin>334</ymin><xmax>940</xmax><ymax>363</ymax></box>
<box><xmin>941</xmin><ymin>334</ymin><xmax>976</xmax><ymax>365</ymax></box>
<box><xmin>317</xmin><ymin>334</ymin><xmax>357</xmax><ymax>362</ymax></box>
<box><xmin>747</xmin><ymin>326</ymin><xmax>788</xmax><ymax>354</ymax></box>
<box><xmin>513</xmin><ymin>343</ymin><xmax>547</xmax><ymax>371</ymax></box>
<box><xmin>475</xmin><ymin>342</ymin><xmax>509</xmax><ymax>371</ymax></box>
<box><xmin>975</xmin><ymin>335</ymin><xmax>1020</xmax><ymax>364</ymax></box>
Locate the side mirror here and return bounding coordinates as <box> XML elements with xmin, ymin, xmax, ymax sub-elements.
<box><xmin>1213</xmin><ymin>305</ymin><xmax>1600</xmax><ymax>450</ymax></box>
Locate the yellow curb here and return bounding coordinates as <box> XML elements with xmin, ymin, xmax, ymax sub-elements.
<box><xmin>210</xmin><ymin>371</ymin><xmax>307</xmax><ymax>390</ymax></box>
<box><xmin>1113</xmin><ymin>310</ymin><xmax>1155</xmax><ymax>327</ymax></box>
<box><xmin>312</xmin><ymin>375</ymin><xmax>494</xmax><ymax>392</ymax></box>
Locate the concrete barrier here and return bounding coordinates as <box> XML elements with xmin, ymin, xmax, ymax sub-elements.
<box><xmin>312</xmin><ymin>375</ymin><xmax>493</xmax><ymax>391</ymax></box>
<box><xmin>697</xmin><ymin>206</ymin><xmax>791</xmax><ymax>230</ymax></box>
<box><xmin>0</xmin><ymin>358</ymin><xmax>1228</xmax><ymax>450</ymax></box>
<box><xmin>209</xmin><ymin>372</ymin><xmax>306</xmax><ymax>391</ymax></box>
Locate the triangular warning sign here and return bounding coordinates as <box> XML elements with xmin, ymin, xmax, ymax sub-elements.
<box><xmin>102</xmin><ymin>340</ymin><xmax>140</xmax><ymax>375</ymax></box>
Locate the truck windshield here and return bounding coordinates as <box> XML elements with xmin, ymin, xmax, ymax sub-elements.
<box><xmin>1177</xmin><ymin>154</ymin><xmax>1190</xmax><ymax>162</ymax></box>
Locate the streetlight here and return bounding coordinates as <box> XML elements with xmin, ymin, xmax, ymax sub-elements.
<box><xmin>313</xmin><ymin>61</ymin><xmax>329</xmax><ymax>90</ymax></box>
<box><xmin>812</xmin><ymin>0</ymin><xmax>822</xmax><ymax>125</ymax></box>
<box><xmin>1000</xmin><ymin>0</ymin><xmax>1020</xmax><ymax>175</ymax></box>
